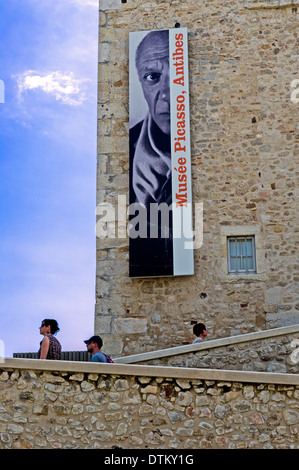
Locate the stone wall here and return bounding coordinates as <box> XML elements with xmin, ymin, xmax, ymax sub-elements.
<box><xmin>143</xmin><ymin>335</ymin><xmax>299</xmax><ymax>373</ymax></box>
<box><xmin>114</xmin><ymin>325</ymin><xmax>299</xmax><ymax>374</ymax></box>
<box><xmin>96</xmin><ymin>0</ymin><xmax>299</xmax><ymax>356</ymax></box>
<box><xmin>0</xmin><ymin>359</ymin><xmax>298</xmax><ymax>449</ymax></box>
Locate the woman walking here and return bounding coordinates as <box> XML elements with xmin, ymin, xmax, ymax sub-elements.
<box><xmin>37</xmin><ymin>319</ymin><xmax>61</xmax><ymax>360</ymax></box>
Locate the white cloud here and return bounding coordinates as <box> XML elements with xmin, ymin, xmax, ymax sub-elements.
<box><xmin>16</xmin><ymin>70</ymin><xmax>89</xmax><ymax>106</ymax></box>
<box><xmin>68</xmin><ymin>0</ymin><xmax>99</xmax><ymax>7</ymax></box>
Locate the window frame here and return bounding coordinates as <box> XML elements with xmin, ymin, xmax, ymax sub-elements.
<box><xmin>227</xmin><ymin>235</ymin><xmax>256</xmax><ymax>275</ymax></box>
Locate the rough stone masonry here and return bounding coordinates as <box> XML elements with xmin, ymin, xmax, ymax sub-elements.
<box><xmin>0</xmin><ymin>361</ymin><xmax>298</xmax><ymax>449</ymax></box>
<box><xmin>96</xmin><ymin>0</ymin><xmax>299</xmax><ymax>356</ymax></box>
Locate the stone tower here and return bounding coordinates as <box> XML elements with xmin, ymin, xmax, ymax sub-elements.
<box><xmin>96</xmin><ymin>0</ymin><xmax>298</xmax><ymax>357</ymax></box>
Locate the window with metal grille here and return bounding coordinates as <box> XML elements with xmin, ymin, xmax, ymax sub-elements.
<box><xmin>227</xmin><ymin>236</ymin><xmax>256</xmax><ymax>275</ymax></box>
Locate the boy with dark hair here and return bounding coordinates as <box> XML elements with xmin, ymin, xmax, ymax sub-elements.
<box><xmin>192</xmin><ymin>323</ymin><xmax>208</xmax><ymax>344</ymax></box>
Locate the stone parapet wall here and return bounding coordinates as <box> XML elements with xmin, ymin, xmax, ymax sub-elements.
<box><xmin>0</xmin><ymin>359</ymin><xmax>298</xmax><ymax>449</ymax></box>
<box><xmin>143</xmin><ymin>333</ymin><xmax>299</xmax><ymax>373</ymax></box>
<box><xmin>114</xmin><ymin>325</ymin><xmax>299</xmax><ymax>374</ymax></box>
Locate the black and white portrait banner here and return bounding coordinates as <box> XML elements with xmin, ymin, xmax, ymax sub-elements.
<box><xmin>129</xmin><ymin>27</ymin><xmax>194</xmax><ymax>278</ymax></box>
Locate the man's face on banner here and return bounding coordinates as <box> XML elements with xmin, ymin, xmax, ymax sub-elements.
<box><xmin>136</xmin><ymin>31</ymin><xmax>170</xmax><ymax>136</ymax></box>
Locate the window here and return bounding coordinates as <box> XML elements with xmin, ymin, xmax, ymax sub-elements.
<box><xmin>227</xmin><ymin>236</ymin><xmax>256</xmax><ymax>275</ymax></box>
<box><xmin>220</xmin><ymin>226</ymin><xmax>265</xmax><ymax>281</ymax></box>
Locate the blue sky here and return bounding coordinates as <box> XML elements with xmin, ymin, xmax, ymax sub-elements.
<box><xmin>0</xmin><ymin>0</ymin><xmax>99</xmax><ymax>357</ymax></box>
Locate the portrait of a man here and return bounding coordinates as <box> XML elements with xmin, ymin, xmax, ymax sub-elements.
<box><xmin>129</xmin><ymin>29</ymin><xmax>173</xmax><ymax>278</ymax></box>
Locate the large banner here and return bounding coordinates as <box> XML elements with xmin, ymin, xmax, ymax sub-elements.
<box><xmin>129</xmin><ymin>28</ymin><xmax>194</xmax><ymax>278</ymax></box>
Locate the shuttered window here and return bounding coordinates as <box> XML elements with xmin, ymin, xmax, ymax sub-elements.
<box><xmin>227</xmin><ymin>236</ymin><xmax>256</xmax><ymax>275</ymax></box>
